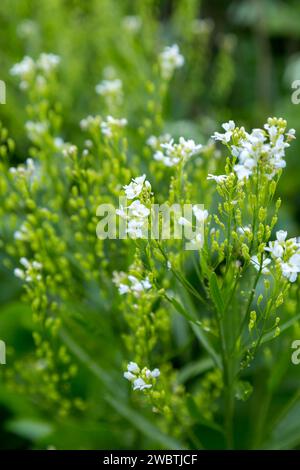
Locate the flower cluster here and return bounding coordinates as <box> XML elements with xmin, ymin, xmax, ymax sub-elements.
<box><xmin>113</xmin><ymin>271</ymin><xmax>152</xmax><ymax>297</ymax></box>
<box><xmin>95</xmin><ymin>78</ymin><xmax>123</xmax><ymax>105</ymax></box>
<box><xmin>79</xmin><ymin>115</ymin><xmax>102</xmax><ymax>132</ymax></box>
<box><xmin>10</xmin><ymin>53</ymin><xmax>60</xmax><ymax>89</ymax></box>
<box><xmin>9</xmin><ymin>158</ymin><xmax>37</xmax><ymax>181</ymax></box>
<box><xmin>124</xmin><ymin>362</ymin><xmax>160</xmax><ymax>391</ymax></box>
<box><xmin>159</xmin><ymin>44</ymin><xmax>184</xmax><ymax>80</ymax></box>
<box><xmin>14</xmin><ymin>257</ymin><xmax>42</xmax><ymax>283</ymax></box>
<box><xmin>251</xmin><ymin>230</ymin><xmax>300</xmax><ymax>282</ymax></box>
<box><xmin>154</xmin><ymin>137</ymin><xmax>202</xmax><ymax>167</ymax></box>
<box><xmin>14</xmin><ymin>222</ymin><xmax>30</xmax><ymax>241</ymax></box>
<box><xmin>212</xmin><ymin>118</ymin><xmax>296</xmax><ymax>181</ymax></box>
<box><xmin>146</xmin><ymin>133</ymin><xmax>172</xmax><ymax>150</ymax></box>
<box><xmin>117</xmin><ymin>175</ymin><xmax>151</xmax><ymax>238</ymax></box>
<box><xmin>25</xmin><ymin>121</ymin><xmax>48</xmax><ymax>141</ymax></box>
<box><xmin>100</xmin><ymin>116</ymin><xmax>127</xmax><ymax>138</ymax></box>
<box><xmin>122</xmin><ymin>16</ymin><xmax>142</xmax><ymax>33</ymax></box>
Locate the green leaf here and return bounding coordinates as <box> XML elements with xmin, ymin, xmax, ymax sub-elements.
<box><xmin>165</xmin><ymin>294</ymin><xmax>198</xmax><ymax>324</ymax></box>
<box><xmin>209</xmin><ymin>273</ymin><xmax>224</xmax><ymax>317</ymax></box>
<box><xmin>6</xmin><ymin>419</ymin><xmax>53</xmax><ymax>441</ymax></box>
<box><xmin>191</xmin><ymin>324</ymin><xmax>222</xmax><ymax>370</ymax></box>
<box><xmin>186</xmin><ymin>396</ymin><xmax>223</xmax><ymax>433</ymax></box>
<box><xmin>177</xmin><ymin>357</ymin><xmax>214</xmax><ymax>384</ymax></box>
<box><xmin>263</xmin><ymin>401</ymin><xmax>300</xmax><ymax>450</ymax></box>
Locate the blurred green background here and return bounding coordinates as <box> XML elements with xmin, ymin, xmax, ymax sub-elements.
<box><xmin>0</xmin><ymin>0</ymin><xmax>300</xmax><ymax>450</ymax></box>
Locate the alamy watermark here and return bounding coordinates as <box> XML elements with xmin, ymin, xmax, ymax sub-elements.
<box><xmin>0</xmin><ymin>80</ymin><xmax>6</xmax><ymax>104</ymax></box>
<box><xmin>291</xmin><ymin>339</ymin><xmax>300</xmax><ymax>365</ymax></box>
<box><xmin>96</xmin><ymin>199</ymin><xmax>206</xmax><ymax>251</ymax></box>
<box><xmin>0</xmin><ymin>340</ymin><xmax>6</xmax><ymax>365</ymax></box>
<box><xmin>291</xmin><ymin>80</ymin><xmax>300</xmax><ymax>104</ymax></box>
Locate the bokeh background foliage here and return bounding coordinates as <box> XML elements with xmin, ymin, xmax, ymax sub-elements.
<box><xmin>0</xmin><ymin>0</ymin><xmax>300</xmax><ymax>450</ymax></box>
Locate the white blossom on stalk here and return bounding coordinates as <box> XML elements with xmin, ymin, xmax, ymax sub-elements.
<box><xmin>122</xmin><ymin>16</ymin><xmax>142</xmax><ymax>33</ymax></box>
<box><xmin>154</xmin><ymin>137</ymin><xmax>202</xmax><ymax>167</ymax></box>
<box><xmin>14</xmin><ymin>222</ymin><xmax>29</xmax><ymax>241</ymax></box>
<box><xmin>128</xmin><ymin>200</ymin><xmax>150</xmax><ymax>218</ymax></box>
<box><xmin>212</xmin><ymin>118</ymin><xmax>293</xmax><ymax>181</ymax></box>
<box><xmin>95</xmin><ymin>78</ymin><xmax>123</xmax><ymax>104</ymax></box>
<box><xmin>80</xmin><ymin>115</ymin><xmax>101</xmax><ymax>131</ymax></box>
<box><xmin>280</xmin><ymin>254</ymin><xmax>300</xmax><ymax>282</ymax></box>
<box><xmin>262</xmin><ymin>230</ymin><xmax>300</xmax><ymax>282</ymax></box>
<box><xmin>101</xmin><ymin>116</ymin><xmax>127</xmax><ymax>138</ymax></box>
<box><xmin>123</xmin><ymin>174</ymin><xmax>150</xmax><ymax>200</ymax></box>
<box><xmin>9</xmin><ymin>158</ymin><xmax>36</xmax><ymax>180</ymax></box>
<box><xmin>192</xmin><ymin>206</ymin><xmax>208</xmax><ymax>222</ymax></box>
<box><xmin>25</xmin><ymin>121</ymin><xmax>48</xmax><ymax>141</ymax></box>
<box><xmin>207</xmin><ymin>174</ymin><xmax>228</xmax><ymax>183</ymax></box>
<box><xmin>147</xmin><ymin>133</ymin><xmax>172</xmax><ymax>150</ymax></box>
<box><xmin>14</xmin><ymin>257</ymin><xmax>42</xmax><ymax>283</ymax></box>
<box><xmin>10</xmin><ymin>56</ymin><xmax>35</xmax><ymax>79</ymax></box>
<box><xmin>159</xmin><ymin>44</ymin><xmax>184</xmax><ymax>80</ymax></box>
<box><xmin>37</xmin><ymin>53</ymin><xmax>60</xmax><ymax>73</ymax></box>
<box><xmin>113</xmin><ymin>271</ymin><xmax>152</xmax><ymax>297</ymax></box>
<box><xmin>212</xmin><ymin>120</ymin><xmax>235</xmax><ymax>144</ymax></box>
<box><xmin>123</xmin><ymin>362</ymin><xmax>160</xmax><ymax>391</ymax></box>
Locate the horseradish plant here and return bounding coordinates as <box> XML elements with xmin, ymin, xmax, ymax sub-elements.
<box><xmin>1</xmin><ymin>43</ymin><xmax>298</xmax><ymax>450</ymax></box>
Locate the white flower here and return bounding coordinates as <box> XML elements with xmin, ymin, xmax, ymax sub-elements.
<box><xmin>113</xmin><ymin>271</ymin><xmax>151</xmax><ymax>296</ymax></box>
<box><xmin>147</xmin><ymin>133</ymin><xmax>172</xmax><ymax>150</ymax></box>
<box><xmin>116</xmin><ymin>205</ymin><xmax>128</xmax><ymax>219</ymax></box>
<box><xmin>250</xmin><ymin>255</ymin><xmax>271</xmax><ymax>274</ymax></box>
<box><xmin>233</xmin><ymin>164</ymin><xmax>252</xmax><ymax>180</ymax></box>
<box><xmin>280</xmin><ymin>254</ymin><xmax>300</xmax><ymax>282</ymax></box>
<box><xmin>95</xmin><ymin>79</ymin><xmax>123</xmax><ymax>104</ymax></box>
<box><xmin>207</xmin><ymin>174</ymin><xmax>228</xmax><ymax>183</ymax></box>
<box><xmin>192</xmin><ymin>206</ymin><xmax>208</xmax><ymax>222</ymax></box>
<box><xmin>237</xmin><ymin>225</ymin><xmax>252</xmax><ymax>235</ymax></box>
<box><xmin>14</xmin><ymin>257</ymin><xmax>42</xmax><ymax>283</ymax></box>
<box><xmin>150</xmin><ymin>368</ymin><xmax>160</xmax><ymax>378</ymax></box>
<box><xmin>122</xmin><ymin>16</ymin><xmax>142</xmax><ymax>33</ymax></box>
<box><xmin>53</xmin><ymin>137</ymin><xmax>65</xmax><ymax>149</ymax></box>
<box><xmin>10</xmin><ymin>56</ymin><xmax>35</xmax><ymax>79</ymax></box>
<box><xmin>127</xmin><ymin>361</ymin><xmax>140</xmax><ymax>374</ymax></box>
<box><xmin>155</xmin><ymin>137</ymin><xmax>202</xmax><ymax>167</ymax></box>
<box><xmin>286</xmin><ymin>128</ymin><xmax>296</xmax><ymax>140</ymax></box>
<box><xmin>133</xmin><ymin>378</ymin><xmax>152</xmax><ymax>391</ymax></box>
<box><xmin>123</xmin><ymin>174</ymin><xmax>149</xmax><ymax>199</ymax></box>
<box><xmin>14</xmin><ymin>223</ymin><xmax>29</xmax><ymax>241</ymax></box>
<box><xmin>101</xmin><ymin>116</ymin><xmax>127</xmax><ymax>138</ymax></box>
<box><xmin>124</xmin><ymin>362</ymin><xmax>159</xmax><ymax>392</ymax></box>
<box><xmin>17</xmin><ymin>20</ymin><xmax>37</xmax><ymax>38</ymax></box>
<box><xmin>80</xmin><ymin>115</ymin><xmax>101</xmax><ymax>131</ymax></box>
<box><xmin>126</xmin><ymin>219</ymin><xmax>145</xmax><ymax>239</ymax></box>
<box><xmin>25</xmin><ymin>121</ymin><xmax>48</xmax><ymax>141</ymax></box>
<box><xmin>128</xmin><ymin>200</ymin><xmax>150</xmax><ymax>218</ymax></box>
<box><xmin>124</xmin><ymin>371</ymin><xmax>136</xmax><ymax>381</ymax></box>
<box><xmin>265</xmin><ymin>241</ymin><xmax>284</xmax><ymax>258</ymax></box>
<box><xmin>212</xmin><ymin>120</ymin><xmax>235</xmax><ymax>144</ymax></box>
<box><xmin>14</xmin><ymin>268</ymin><xmax>25</xmax><ymax>279</ymax></box>
<box><xmin>159</xmin><ymin>44</ymin><xmax>184</xmax><ymax>80</ymax></box>
<box><xmin>37</xmin><ymin>53</ymin><xmax>60</xmax><ymax>73</ymax></box>
<box><xmin>276</xmin><ymin>230</ymin><xmax>287</xmax><ymax>242</ymax></box>
<box><xmin>119</xmin><ymin>284</ymin><xmax>130</xmax><ymax>295</ymax></box>
<box><xmin>235</xmin><ymin>119</ymin><xmax>291</xmax><ymax>180</ymax></box>
<box><xmin>190</xmin><ymin>233</ymin><xmax>203</xmax><ymax>246</ymax></box>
